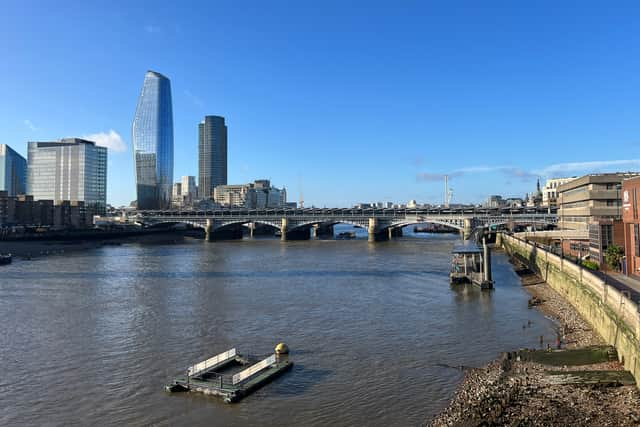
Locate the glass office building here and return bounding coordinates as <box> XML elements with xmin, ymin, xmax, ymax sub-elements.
<box><xmin>132</xmin><ymin>70</ymin><xmax>174</xmax><ymax>210</ymax></box>
<box><xmin>0</xmin><ymin>144</ymin><xmax>27</xmax><ymax>196</ymax></box>
<box><xmin>198</xmin><ymin>115</ymin><xmax>227</xmax><ymax>199</ymax></box>
<box><xmin>27</xmin><ymin>138</ymin><xmax>107</xmax><ymax>214</ymax></box>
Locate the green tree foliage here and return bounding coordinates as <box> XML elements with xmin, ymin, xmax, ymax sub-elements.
<box><xmin>605</xmin><ymin>244</ymin><xmax>624</xmax><ymax>271</ymax></box>
<box><xmin>581</xmin><ymin>259</ymin><xmax>599</xmax><ymax>271</ymax></box>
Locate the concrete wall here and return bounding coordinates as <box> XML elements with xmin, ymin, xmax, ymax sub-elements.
<box><xmin>499</xmin><ymin>233</ymin><xmax>640</xmax><ymax>385</ymax></box>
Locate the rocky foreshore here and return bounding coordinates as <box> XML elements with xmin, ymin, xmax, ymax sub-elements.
<box><xmin>427</xmin><ymin>255</ymin><xmax>640</xmax><ymax>426</ymax></box>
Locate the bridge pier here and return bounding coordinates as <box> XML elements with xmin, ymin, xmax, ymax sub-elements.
<box><xmin>390</xmin><ymin>227</ymin><xmax>403</xmax><ymax>238</ymax></box>
<box><xmin>281</xmin><ymin>218</ymin><xmax>288</xmax><ymax>241</ymax></box>
<box><xmin>463</xmin><ymin>218</ymin><xmax>473</xmax><ymax>240</ymax></box>
<box><xmin>368</xmin><ymin>218</ymin><xmax>378</xmax><ymax>243</ymax></box>
<box><xmin>368</xmin><ymin>218</ymin><xmax>389</xmax><ymax>242</ymax></box>
<box><xmin>316</xmin><ymin>223</ymin><xmax>334</xmax><ymax>239</ymax></box>
<box><xmin>205</xmin><ymin>219</ymin><xmax>213</xmax><ymax>242</ymax></box>
<box><xmin>249</xmin><ymin>222</ymin><xmax>255</xmax><ymax>238</ymax></box>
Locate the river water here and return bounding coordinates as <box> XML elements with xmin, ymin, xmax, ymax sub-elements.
<box><xmin>0</xmin><ymin>232</ymin><xmax>556</xmax><ymax>426</ymax></box>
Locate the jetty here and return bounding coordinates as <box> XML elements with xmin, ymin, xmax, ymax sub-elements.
<box><xmin>450</xmin><ymin>238</ymin><xmax>493</xmax><ymax>289</ymax></box>
<box><xmin>165</xmin><ymin>345</ymin><xmax>293</xmax><ymax>403</ymax></box>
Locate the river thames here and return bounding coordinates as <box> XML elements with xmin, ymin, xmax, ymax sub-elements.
<box><xmin>0</xmin><ymin>232</ymin><xmax>556</xmax><ymax>426</ymax></box>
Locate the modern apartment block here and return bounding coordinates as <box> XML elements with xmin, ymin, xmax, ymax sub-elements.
<box><xmin>132</xmin><ymin>70</ymin><xmax>174</xmax><ymax>210</ymax></box>
<box><xmin>0</xmin><ymin>144</ymin><xmax>27</xmax><ymax>196</ymax></box>
<box><xmin>27</xmin><ymin>138</ymin><xmax>107</xmax><ymax>214</ymax></box>
<box><xmin>198</xmin><ymin>115</ymin><xmax>227</xmax><ymax>199</ymax></box>
<box><xmin>557</xmin><ymin>173</ymin><xmax>640</xmax><ymax>231</ymax></box>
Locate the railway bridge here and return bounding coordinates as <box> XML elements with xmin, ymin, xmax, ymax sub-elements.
<box><xmin>134</xmin><ymin>207</ymin><xmax>557</xmax><ymax>242</ymax></box>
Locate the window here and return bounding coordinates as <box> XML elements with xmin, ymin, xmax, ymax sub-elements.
<box><xmin>635</xmin><ymin>224</ymin><xmax>640</xmax><ymax>257</ymax></box>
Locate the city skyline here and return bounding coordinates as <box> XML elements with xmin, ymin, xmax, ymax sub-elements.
<box><xmin>2</xmin><ymin>2</ymin><xmax>640</xmax><ymax>207</ymax></box>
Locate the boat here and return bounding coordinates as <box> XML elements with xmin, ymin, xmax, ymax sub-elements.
<box><xmin>336</xmin><ymin>231</ymin><xmax>356</xmax><ymax>239</ymax></box>
<box><xmin>0</xmin><ymin>254</ymin><xmax>12</xmax><ymax>265</ymax></box>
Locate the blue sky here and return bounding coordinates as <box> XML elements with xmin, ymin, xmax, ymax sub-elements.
<box><xmin>1</xmin><ymin>1</ymin><xmax>639</xmax><ymax>207</ymax></box>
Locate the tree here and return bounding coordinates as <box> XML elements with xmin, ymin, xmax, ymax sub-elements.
<box><xmin>605</xmin><ymin>244</ymin><xmax>624</xmax><ymax>271</ymax></box>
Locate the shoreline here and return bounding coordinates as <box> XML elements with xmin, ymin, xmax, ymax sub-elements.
<box><xmin>0</xmin><ymin>231</ymin><xmax>195</xmax><ymax>259</ymax></box>
<box><xmin>428</xmin><ymin>253</ymin><xmax>640</xmax><ymax>426</ymax></box>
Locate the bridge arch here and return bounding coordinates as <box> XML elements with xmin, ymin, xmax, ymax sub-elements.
<box><xmin>288</xmin><ymin>219</ymin><xmax>368</xmax><ymax>232</ymax></box>
<box><xmin>213</xmin><ymin>219</ymin><xmax>283</xmax><ymax>231</ymax></box>
<box><xmin>144</xmin><ymin>219</ymin><xmax>208</xmax><ymax>229</ymax></box>
<box><xmin>387</xmin><ymin>219</ymin><xmax>464</xmax><ymax>231</ymax></box>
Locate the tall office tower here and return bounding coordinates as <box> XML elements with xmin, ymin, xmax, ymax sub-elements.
<box><xmin>27</xmin><ymin>138</ymin><xmax>107</xmax><ymax>214</ymax></box>
<box><xmin>132</xmin><ymin>70</ymin><xmax>174</xmax><ymax>210</ymax></box>
<box><xmin>0</xmin><ymin>144</ymin><xmax>27</xmax><ymax>196</ymax></box>
<box><xmin>181</xmin><ymin>175</ymin><xmax>197</xmax><ymax>201</ymax></box>
<box><xmin>198</xmin><ymin>115</ymin><xmax>227</xmax><ymax>199</ymax></box>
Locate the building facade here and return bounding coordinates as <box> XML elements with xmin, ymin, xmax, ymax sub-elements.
<box><xmin>557</xmin><ymin>173</ymin><xmax>640</xmax><ymax>231</ymax></box>
<box><xmin>132</xmin><ymin>70</ymin><xmax>174</xmax><ymax>210</ymax></box>
<box><xmin>27</xmin><ymin>138</ymin><xmax>107</xmax><ymax>214</ymax></box>
<box><xmin>0</xmin><ymin>144</ymin><xmax>27</xmax><ymax>196</ymax></box>
<box><xmin>0</xmin><ymin>192</ymin><xmax>88</xmax><ymax>228</ymax></box>
<box><xmin>542</xmin><ymin>177</ymin><xmax>576</xmax><ymax>207</ymax></box>
<box><xmin>623</xmin><ymin>176</ymin><xmax>640</xmax><ymax>278</ymax></box>
<box><xmin>214</xmin><ymin>180</ymin><xmax>287</xmax><ymax>208</ymax></box>
<box><xmin>198</xmin><ymin>115</ymin><xmax>227</xmax><ymax>199</ymax></box>
<box><xmin>588</xmin><ymin>219</ymin><xmax>624</xmax><ymax>268</ymax></box>
<box><xmin>485</xmin><ymin>195</ymin><xmax>504</xmax><ymax>208</ymax></box>
<box><xmin>181</xmin><ymin>175</ymin><xmax>197</xmax><ymax>204</ymax></box>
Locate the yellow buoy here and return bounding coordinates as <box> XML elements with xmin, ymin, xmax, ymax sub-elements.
<box><xmin>275</xmin><ymin>342</ymin><xmax>289</xmax><ymax>355</ymax></box>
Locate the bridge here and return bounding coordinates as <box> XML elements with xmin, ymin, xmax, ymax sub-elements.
<box><xmin>134</xmin><ymin>207</ymin><xmax>557</xmax><ymax>242</ymax></box>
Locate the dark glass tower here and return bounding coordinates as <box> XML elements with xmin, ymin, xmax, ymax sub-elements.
<box><xmin>198</xmin><ymin>115</ymin><xmax>227</xmax><ymax>199</ymax></box>
<box><xmin>132</xmin><ymin>70</ymin><xmax>174</xmax><ymax>210</ymax></box>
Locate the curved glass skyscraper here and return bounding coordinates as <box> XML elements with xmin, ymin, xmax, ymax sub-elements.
<box><xmin>132</xmin><ymin>70</ymin><xmax>173</xmax><ymax>210</ymax></box>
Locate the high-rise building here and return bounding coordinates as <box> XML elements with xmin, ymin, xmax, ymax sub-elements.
<box><xmin>132</xmin><ymin>70</ymin><xmax>174</xmax><ymax>210</ymax></box>
<box><xmin>181</xmin><ymin>175</ymin><xmax>196</xmax><ymax>198</ymax></box>
<box><xmin>0</xmin><ymin>144</ymin><xmax>27</xmax><ymax>196</ymax></box>
<box><xmin>181</xmin><ymin>175</ymin><xmax>197</xmax><ymax>205</ymax></box>
<box><xmin>27</xmin><ymin>138</ymin><xmax>107</xmax><ymax>214</ymax></box>
<box><xmin>198</xmin><ymin>115</ymin><xmax>227</xmax><ymax>199</ymax></box>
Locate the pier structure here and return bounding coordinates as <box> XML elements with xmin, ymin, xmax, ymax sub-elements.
<box><xmin>166</xmin><ymin>347</ymin><xmax>293</xmax><ymax>403</ymax></box>
<box><xmin>450</xmin><ymin>238</ymin><xmax>494</xmax><ymax>289</ymax></box>
<box><xmin>136</xmin><ymin>207</ymin><xmax>556</xmax><ymax>242</ymax></box>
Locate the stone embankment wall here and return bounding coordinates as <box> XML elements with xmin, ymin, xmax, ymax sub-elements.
<box><xmin>499</xmin><ymin>233</ymin><xmax>640</xmax><ymax>384</ymax></box>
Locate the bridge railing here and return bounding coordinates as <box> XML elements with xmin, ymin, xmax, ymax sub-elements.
<box><xmin>134</xmin><ymin>206</ymin><xmax>556</xmax><ymax>218</ymax></box>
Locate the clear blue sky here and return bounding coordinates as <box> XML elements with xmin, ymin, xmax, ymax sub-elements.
<box><xmin>1</xmin><ymin>1</ymin><xmax>639</xmax><ymax>207</ymax></box>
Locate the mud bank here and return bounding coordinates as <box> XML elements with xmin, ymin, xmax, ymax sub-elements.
<box><xmin>427</xmin><ymin>255</ymin><xmax>640</xmax><ymax>427</ymax></box>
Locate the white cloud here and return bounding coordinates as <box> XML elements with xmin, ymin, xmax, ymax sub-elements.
<box><xmin>144</xmin><ymin>24</ymin><xmax>160</xmax><ymax>33</ymax></box>
<box><xmin>23</xmin><ymin>119</ymin><xmax>37</xmax><ymax>131</ymax></box>
<box><xmin>83</xmin><ymin>130</ymin><xmax>127</xmax><ymax>153</ymax></box>
<box><xmin>535</xmin><ymin>159</ymin><xmax>640</xmax><ymax>177</ymax></box>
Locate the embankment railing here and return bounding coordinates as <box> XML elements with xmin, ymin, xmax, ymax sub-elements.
<box><xmin>502</xmin><ymin>233</ymin><xmax>640</xmax><ymax>339</ymax></box>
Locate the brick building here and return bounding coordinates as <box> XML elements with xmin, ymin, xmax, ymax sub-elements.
<box><xmin>623</xmin><ymin>176</ymin><xmax>640</xmax><ymax>278</ymax></box>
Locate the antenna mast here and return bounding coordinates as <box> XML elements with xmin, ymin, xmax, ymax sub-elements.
<box><xmin>444</xmin><ymin>175</ymin><xmax>450</xmax><ymax>208</ymax></box>
<box><xmin>298</xmin><ymin>176</ymin><xmax>304</xmax><ymax>208</ymax></box>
